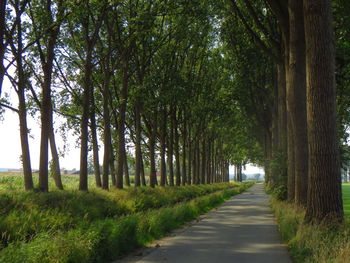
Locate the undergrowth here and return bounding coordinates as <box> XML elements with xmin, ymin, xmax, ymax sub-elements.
<box><xmin>0</xmin><ymin>180</ymin><xmax>253</xmax><ymax>262</ymax></box>
<box><xmin>270</xmin><ymin>197</ymin><xmax>350</xmax><ymax>262</ymax></box>
<box><xmin>0</xmin><ymin>180</ymin><xmax>238</xmax><ymax>247</ymax></box>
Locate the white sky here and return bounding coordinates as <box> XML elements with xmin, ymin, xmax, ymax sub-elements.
<box><xmin>0</xmin><ymin>106</ymin><xmax>82</xmax><ymax>170</ymax></box>
<box><xmin>0</xmin><ymin>107</ymin><xmax>265</xmax><ymax>173</ymax></box>
<box><xmin>0</xmin><ymin>82</ymin><xmax>265</xmax><ymax>174</ymax></box>
<box><xmin>0</xmin><ymin>81</ymin><xmax>83</xmax><ymax>170</ymax></box>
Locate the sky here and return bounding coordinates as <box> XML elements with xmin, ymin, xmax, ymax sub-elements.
<box><xmin>0</xmin><ymin>81</ymin><xmax>83</xmax><ymax>170</ymax></box>
<box><xmin>0</xmin><ymin>107</ymin><xmax>83</xmax><ymax>170</ymax></box>
<box><xmin>0</xmin><ymin>108</ymin><xmax>264</xmax><ymax>173</ymax></box>
<box><xmin>0</xmin><ymin>82</ymin><xmax>265</xmax><ymax>174</ymax></box>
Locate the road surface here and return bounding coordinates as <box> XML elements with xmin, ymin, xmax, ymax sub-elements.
<box><xmin>120</xmin><ymin>183</ymin><xmax>291</xmax><ymax>263</ymax></box>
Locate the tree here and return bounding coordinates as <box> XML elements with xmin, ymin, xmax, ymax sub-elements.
<box><xmin>304</xmin><ymin>0</ymin><xmax>343</xmax><ymax>223</ymax></box>
<box><xmin>28</xmin><ymin>0</ymin><xmax>66</xmax><ymax>192</ymax></box>
<box><xmin>2</xmin><ymin>0</ymin><xmax>34</xmax><ymax>190</ymax></box>
<box><xmin>0</xmin><ymin>0</ymin><xmax>7</xmax><ymax>96</ymax></box>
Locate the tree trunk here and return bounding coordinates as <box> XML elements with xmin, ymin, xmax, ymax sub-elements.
<box><xmin>201</xmin><ymin>139</ymin><xmax>206</xmax><ymax>184</ymax></box>
<box><xmin>39</xmin><ymin>52</ymin><xmax>57</xmax><ymax>192</ymax></box>
<box><xmin>192</xmin><ymin>140</ymin><xmax>197</xmax><ymax>184</ymax></box>
<box><xmin>181</xmin><ymin>114</ymin><xmax>187</xmax><ymax>185</ymax></box>
<box><xmin>79</xmin><ymin>47</ymin><xmax>92</xmax><ymax>191</ymax></box>
<box><xmin>116</xmin><ymin>59</ymin><xmax>129</xmax><ymax>189</ymax></box>
<box><xmin>276</xmin><ymin>61</ymin><xmax>288</xmax><ymax>187</ymax></box>
<box><xmin>15</xmin><ymin>12</ymin><xmax>33</xmax><ymax>191</ymax></box>
<box><xmin>110</xmin><ymin>109</ymin><xmax>118</xmax><ymax>187</ymax></box>
<box><xmin>134</xmin><ymin>101</ymin><xmax>142</xmax><ymax>187</ymax></box>
<box><xmin>0</xmin><ymin>0</ymin><xmax>7</xmax><ymax>96</ymax></box>
<box><xmin>102</xmin><ymin>129</ymin><xmax>110</xmax><ymax>190</ymax></box>
<box><xmin>140</xmin><ymin>153</ymin><xmax>146</xmax><ymax>186</ymax></box>
<box><xmin>206</xmin><ymin>139</ymin><xmax>210</xmax><ymax>184</ymax></box>
<box><xmin>110</xmin><ymin>146</ymin><xmax>116</xmax><ymax>187</ymax></box>
<box><xmin>288</xmin><ymin>0</ymin><xmax>308</xmax><ymax>206</ymax></box>
<box><xmin>90</xmin><ymin>90</ymin><xmax>102</xmax><ymax>188</ymax></box>
<box><xmin>38</xmin><ymin>0</ymin><xmax>63</xmax><ymax>192</ymax></box>
<box><xmin>174</xmin><ymin>109</ymin><xmax>181</xmax><ymax>186</ymax></box>
<box><xmin>287</xmin><ymin>117</ymin><xmax>295</xmax><ymax>202</ymax></box>
<box><xmin>168</xmin><ymin>106</ymin><xmax>174</xmax><ymax>186</ymax></box>
<box><xmin>160</xmin><ymin>106</ymin><xmax>167</xmax><ymax>186</ymax></box>
<box><xmin>149</xmin><ymin>132</ymin><xmax>157</xmax><ymax>188</ymax></box>
<box><xmin>18</xmin><ymin>90</ymin><xmax>34</xmax><ymax>190</ymax></box>
<box><xmin>49</xmin><ymin>124</ymin><xmax>63</xmax><ymax>190</ymax></box>
<box><xmin>38</xmin><ymin>76</ymin><xmax>51</xmax><ymax>192</ymax></box>
<box><xmin>187</xmin><ymin>133</ymin><xmax>192</xmax><ymax>185</ymax></box>
<box><xmin>124</xmin><ymin>148</ymin><xmax>130</xmax><ymax>186</ymax></box>
<box><xmin>304</xmin><ymin>0</ymin><xmax>343</xmax><ymax>223</ymax></box>
<box><xmin>196</xmin><ymin>139</ymin><xmax>200</xmax><ymax>184</ymax></box>
<box><xmin>102</xmin><ymin>80</ymin><xmax>111</xmax><ymax>189</ymax></box>
<box><xmin>264</xmin><ymin>129</ymin><xmax>273</xmax><ymax>184</ymax></box>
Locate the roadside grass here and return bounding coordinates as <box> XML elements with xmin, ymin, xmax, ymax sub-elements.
<box><xmin>0</xmin><ymin>173</ymin><xmax>254</xmax><ymax>262</ymax></box>
<box><xmin>270</xmin><ymin>183</ymin><xmax>350</xmax><ymax>262</ymax></box>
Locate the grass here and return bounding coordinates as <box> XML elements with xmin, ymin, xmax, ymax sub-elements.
<box><xmin>270</xmin><ymin>183</ymin><xmax>350</xmax><ymax>263</ymax></box>
<box><xmin>0</xmin><ymin>173</ymin><xmax>254</xmax><ymax>262</ymax></box>
<box><xmin>0</xmin><ymin>172</ymin><xmax>113</xmax><ymax>191</ymax></box>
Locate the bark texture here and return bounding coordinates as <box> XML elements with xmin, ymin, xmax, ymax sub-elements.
<box><xmin>304</xmin><ymin>0</ymin><xmax>343</xmax><ymax>223</ymax></box>
<box><xmin>288</xmin><ymin>0</ymin><xmax>308</xmax><ymax>206</ymax></box>
<box><xmin>0</xmin><ymin>0</ymin><xmax>6</xmax><ymax>95</ymax></box>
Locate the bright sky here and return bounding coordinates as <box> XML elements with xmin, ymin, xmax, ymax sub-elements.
<box><xmin>0</xmin><ymin>108</ymin><xmax>82</xmax><ymax>170</ymax></box>
<box><xmin>0</xmin><ymin>81</ymin><xmax>82</xmax><ymax>170</ymax></box>
<box><xmin>0</xmin><ymin>107</ymin><xmax>265</xmax><ymax>173</ymax></box>
<box><xmin>0</xmin><ymin>82</ymin><xmax>265</xmax><ymax>174</ymax></box>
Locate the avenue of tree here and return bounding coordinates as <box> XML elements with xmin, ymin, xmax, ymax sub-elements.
<box><xmin>0</xmin><ymin>0</ymin><xmax>350</xmax><ymax>224</ymax></box>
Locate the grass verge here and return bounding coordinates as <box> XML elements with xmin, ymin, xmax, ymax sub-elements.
<box><xmin>343</xmin><ymin>183</ymin><xmax>350</xmax><ymax>218</ymax></box>
<box><xmin>0</xmin><ymin>181</ymin><xmax>239</xmax><ymax>247</ymax></box>
<box><xmin>270</xmin><ymin>197</ymin><xmax>350</xmax><ymax>262</ymax></box>
<box><xmin>0</xmin><ymin>182</ymin><xmax>253</xmax><ymax>262</ymax></box>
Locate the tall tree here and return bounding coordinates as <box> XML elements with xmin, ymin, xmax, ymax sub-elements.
<box><xmin>77</xmin><ymin>0</ymin><xmax>104</xmax><ymax>191</ymax></box>
<box><xmin>0</xmin><ymin>0</ymin><xmax>6</xmax><ymax>95</ymax></box>
<box><xmin>29</xmin><ymin>0</ymin><xmax>65</xmax><ymax>192</ymax></box>
<box><xmin>288</xmin><ymin>0</ymin><xmax>308</xmax><ymax>205</ymax></box>
<box><xmin>3</xmin><ymin>0</ymin><xmax>34</xmax><ymax>190</ymax></box>
<box><xmin>304</xmin><ymin>0</ymin><xmax>343</xmax><ymax>223</ymax></box>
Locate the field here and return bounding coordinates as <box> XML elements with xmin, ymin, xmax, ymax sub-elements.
<box><xmin>0</xmin><ymin>173</ymin><xmax>253</xmax><ymax>263</ymax></box>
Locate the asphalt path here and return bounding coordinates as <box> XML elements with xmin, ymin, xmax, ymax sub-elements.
<box><xmin>120</xmin><ymin>183</ymin><xmax>291</xmax><ymax>263</ymax></box>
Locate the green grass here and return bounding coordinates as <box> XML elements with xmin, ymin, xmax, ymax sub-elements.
<box><xmin>0</xmin><ymin>173</ymin><xmax>253</xmax><ymax>262</ymax></box>
<box><xmin>343</xmin><ymin>183</ymin><xmax>350</xmax><ymax>218</ymax></box>
<box><xmin>270</xmin><ymin>184</ymin><xmax>350</xmax><ymax>263</ymax></box>
<box><xmin>0</xmin><ymin>173</ymin><xmax>112</xmax><ymax>191</ymax></box>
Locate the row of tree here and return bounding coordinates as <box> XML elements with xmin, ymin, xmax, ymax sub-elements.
<box><xmin>1</xmin><ymin>0</ymin><xmax>349</xmax><ymax>224</ymax></box>
<box><xmin>0</xmin><ymin>0</ymin><xmax>257</xmax><ymax>193</ymax></box>
<box><xmin>224</xmin><ymin>0</ymin><xmax>350</xmax><ymax>223</ymax></box>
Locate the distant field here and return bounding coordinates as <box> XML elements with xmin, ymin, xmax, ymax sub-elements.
<box><xmin>0</xmin><ymin>172</ymin><xmax>137</xmax><ymax>191</ymax></box>
<box><xmin>343</xmin><ymin>183</ymin><xmax>350</xmax><ymax>218</ymax></box>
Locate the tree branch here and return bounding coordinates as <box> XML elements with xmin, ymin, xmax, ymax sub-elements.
<box><xmin>229</xmin><ymin>0</ymin><xmax>280</xmax><ymax>63</ymax></box>
<box><xmin>0</xmin><ymin>102</ymin><xmax>19</xmax><ymax>113</ymax></box>
<box><xmin>242</xmin><ymin>0</ymin><xmax>280</xmax><ymax>52</ymax></box>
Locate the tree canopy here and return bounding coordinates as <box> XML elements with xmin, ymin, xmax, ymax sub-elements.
<box><xmin>0</xmin><ymin>0</ymin><xmax>349</xmax><ymax>223</ymax></box>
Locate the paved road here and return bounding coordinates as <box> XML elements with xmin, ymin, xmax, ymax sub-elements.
<box><xmin>133</xmin><ymin>183</ymin><xmax>291</xmax><ymax>263</ymax></box>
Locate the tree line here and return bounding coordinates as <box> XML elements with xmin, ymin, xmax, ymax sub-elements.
<box><xmin>1</xmin><ymin>0</ymin><xmax>349</xmax><ymax>224</ymax></box>
<box><xmin>223</xmin><ymin>0</ymin><xmax>350</xmax><ymax>224</ymax></box>
<box><xmin>0</xmin><ymin>0</ymin><xmax>256</xmax><ymax>193</ymax></box>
